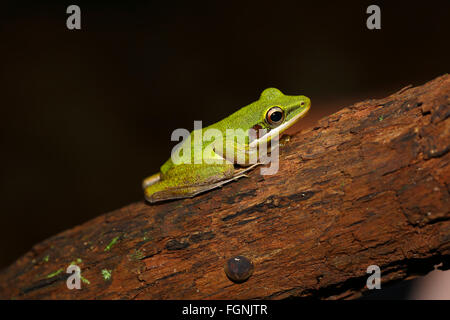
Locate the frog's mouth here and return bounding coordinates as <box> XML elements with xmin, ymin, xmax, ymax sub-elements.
<box><xmin>249</xmin><ymin>105</ymin><xmax>310</xmax><ymax>149</ymax></box>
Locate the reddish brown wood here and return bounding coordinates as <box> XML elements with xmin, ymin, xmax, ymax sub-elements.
<box><xmin>0</xmin><ymin>75</ymin><xmax>449</xmax><ymax>300</ymax></box>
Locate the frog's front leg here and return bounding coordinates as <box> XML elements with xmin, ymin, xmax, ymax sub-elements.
<box><xmin>214</xmin><ymin>140</ymin><xmax>259</xmax><ymax>167</ymax></box>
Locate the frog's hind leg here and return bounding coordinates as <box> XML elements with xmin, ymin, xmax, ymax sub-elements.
<box><xmin>145</xmin><ymin>173</ymin><xmax>248</xmax><ymax>203</ymax></box>
<box><xmin>144</xmin><ymin>157</ymin><xmax>260</xmax><ymax>203</ymax></box>
<box><xmin>142</xmin><ymin>173</ymin><xmax>161</xmax><ymax>189</ymax></box>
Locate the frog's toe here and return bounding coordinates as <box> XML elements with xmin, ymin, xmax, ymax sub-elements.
<box><xmin>142</xmin><ymin>173</ymin><xmax>160</xmax><ymax>189</ymax></box>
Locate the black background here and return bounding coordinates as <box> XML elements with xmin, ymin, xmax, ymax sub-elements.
<box><xmin>0</xmin><ymin>0</ymin><xmax>448</xmax><ymax>277</ymax></box>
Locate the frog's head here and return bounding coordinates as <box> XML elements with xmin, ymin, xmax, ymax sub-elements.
<box><xmin>248</xmin><ymin>88</ymin><xmax>310</xmax><ymax>147</ymax></box>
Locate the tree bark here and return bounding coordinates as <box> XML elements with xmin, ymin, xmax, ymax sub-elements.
<box><xmin>1</xmin><ymin>75</ymin><xmax>449</xmax><ymax>300</ymax></box>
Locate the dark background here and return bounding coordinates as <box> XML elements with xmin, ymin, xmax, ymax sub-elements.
<box><xmin>0</xmin><ymin>0</ymin><xmax>449</xmax><ymax>295</ymax></box>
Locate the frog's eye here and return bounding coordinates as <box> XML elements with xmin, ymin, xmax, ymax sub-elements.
<box><xmin>266</xmin><ymin>106</ymin><xmax>285</xmax><ymax>127</ymax></box>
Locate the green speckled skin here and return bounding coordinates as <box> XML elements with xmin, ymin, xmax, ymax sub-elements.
<box><xmin>144</xmin><ymin>88</ymin><xmax>310</xmax><ymax>203</ymax></box>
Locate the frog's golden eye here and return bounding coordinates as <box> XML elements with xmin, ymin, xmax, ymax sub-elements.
<box><xmin>266</xmin><ymin>106</ymin><xmax>285</xmax><ymax>127</ymax></box>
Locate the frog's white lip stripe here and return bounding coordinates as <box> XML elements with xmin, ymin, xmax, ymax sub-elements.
<box><xmin>249</xmin><ymin>106</ymin><xmax>310</xmax><ymax>149</ymax></box>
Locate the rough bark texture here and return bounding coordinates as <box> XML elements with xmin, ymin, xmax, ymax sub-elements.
<box><xmin>1</xmin><ymin>75</ymin><xmax>449</xmax><ymax>300</ymax></box>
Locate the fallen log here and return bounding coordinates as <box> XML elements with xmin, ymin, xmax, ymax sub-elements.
<box><xmin>0</xmin><ymin>74</ymin><xmax>449</xmax><ymax>300</ymax></box>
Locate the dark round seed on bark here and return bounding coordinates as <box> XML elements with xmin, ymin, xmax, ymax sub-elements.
<box><xmin>224</xmin><ymin>255</ymin><xmax>254</xmax><ymax>283</ymax></box>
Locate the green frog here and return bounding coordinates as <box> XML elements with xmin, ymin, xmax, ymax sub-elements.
<box><xmin>143</xmin><ymin>88</ymin><xmax>310</xmax><ymax>203</ymax></box>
